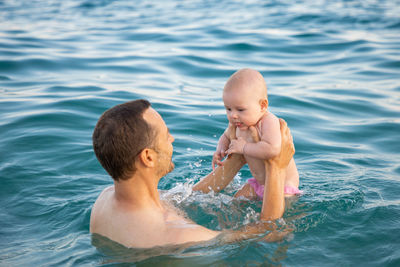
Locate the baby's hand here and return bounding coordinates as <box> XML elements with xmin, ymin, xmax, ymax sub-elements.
<box><xmin>212</xmin><ymin>149</ymin><xmax>226</xmax><ymax>171</ymax></box>
<box><xmin>226</xmin><ymin>137</ymin><xmax>247</xmax><ymax>155</ymax></box>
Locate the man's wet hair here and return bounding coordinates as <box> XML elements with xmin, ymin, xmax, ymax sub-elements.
<box><xmin>92</xmin><ymin>99</ymin><xmax>156</xmax><ymax>181</ymax></box>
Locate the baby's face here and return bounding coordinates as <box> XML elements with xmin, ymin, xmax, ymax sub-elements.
<box><xmin>223</xmin><ymin>87</ymin><xmax>265</xmax><ymax>130</ymax></box>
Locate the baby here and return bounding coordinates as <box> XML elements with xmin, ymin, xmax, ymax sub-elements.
<box><xmin>212</xmin><ymin>68</ymin><xmax>301</xmax><ymax>199</ymax></box>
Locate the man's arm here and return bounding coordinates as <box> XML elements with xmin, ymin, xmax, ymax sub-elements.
<box><xmin>222</xmin><ymin>119</ymin><xmax>295</xmax><ymax>242</ymax></box>
<box><xmin>261</xmin><ymin>119</ymin><xmax>294</xmax><ymax>220</ymax></box>
<box><xmin>179</xmin><ymin>119</ymin><xmax>294</xmax><ymax>246</ymax></box>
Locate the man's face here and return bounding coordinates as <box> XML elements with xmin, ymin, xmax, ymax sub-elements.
<box><xmin>143</xmin><ymin>108</ymin><xmax>175</xmax><ymax>177</ymax></box>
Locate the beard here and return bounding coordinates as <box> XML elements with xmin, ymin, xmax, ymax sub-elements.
<box><xmin>156</xmin><ymin>150</ymin><xmax>175</xmax><ymax>177</ymax></box>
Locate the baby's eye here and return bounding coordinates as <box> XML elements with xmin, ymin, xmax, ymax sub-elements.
<box><xmin>226</xmin><ymin>108</ymin><xmax>231</xmax><ymax>111</ymax></box>
<box><xmin>238</xmin><ymin>109</ymin><xmax>245</xmax><ymax>112</ymax></box>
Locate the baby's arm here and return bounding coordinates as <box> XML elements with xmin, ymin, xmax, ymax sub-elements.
<box><xmin>226</xmin><ymin>114</ymin><xmax>281</xmax><ymax>160</ymax></box>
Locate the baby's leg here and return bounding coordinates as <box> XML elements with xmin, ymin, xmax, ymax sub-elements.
<box><xmin>193</xmin><ymin>154</ymin><xmax>246</xmax><ymax>193</ymax></box>
<box><xmin>233</xmin><ymin>125</ymin><xmax>262</xmax><ymax>200</ymax></box>
<box><xmin>234</xmin><ymin>183</ymin><xmax>258</xmax><ymax>199</ymax></box>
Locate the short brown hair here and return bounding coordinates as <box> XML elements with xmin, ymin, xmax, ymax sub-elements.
<box><xmin>92</xmin><ymin>99</ymin><xmax>156</xmax><ymax>181</ymax></box>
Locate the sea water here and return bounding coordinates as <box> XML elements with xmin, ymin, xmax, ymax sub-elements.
<box><xmin>1</xmin><ymin>0</ymin><xmax>400</xmax><ymax>266</ymax></box>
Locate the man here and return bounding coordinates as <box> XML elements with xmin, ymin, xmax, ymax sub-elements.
<box><xmin>90</xmin><ymin>99</ymin><xmax>295</xmax><ymax>248</ymax></box>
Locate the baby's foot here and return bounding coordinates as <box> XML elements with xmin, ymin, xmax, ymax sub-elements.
<box><xmin>228</xmin><ymin>123</ymin><xmax>236</xmax><ymax>140</ymax></box>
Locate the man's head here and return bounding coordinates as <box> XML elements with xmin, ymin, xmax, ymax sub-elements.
<box><xmin>93</xmin><ymin>99</ymin><xmax>164</xmax><ymax>181</ymax></box>
<box><xmin>142</xmin><ymin>106</ymin><xmax>175</xmax><ymax>177</ymax></box>
<box><xmin>223</xmin><ymin>68</ymin><xmax>268</xmax><ymax>130</ymax></box>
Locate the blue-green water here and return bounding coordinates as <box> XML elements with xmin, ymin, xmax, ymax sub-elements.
<box><xmin>1</xmin><ymin>0</ymin><xmax>400</xmax><ymax>265</ymax></box>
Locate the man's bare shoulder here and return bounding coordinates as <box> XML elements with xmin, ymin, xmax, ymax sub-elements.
<box><xmin>98</xmin><ymin>185</ymin><xmax>114</xmax><ymax>199</ymax></box>
<box><xmin>90</xmin><ymin>185</ymin><xmax>114</xmax><ymax>216</ymax></box>
<box><xmin>90</xmin><ymin>185</ymin><xmax>114</xmax><ymax>233</ymax></box>
<box><xmin>90</xmin><ymin>189</ymin><xmax>164</xmax><ymax>248</ymax></box>
<box><xmin>90</xmin><ymin>189</ymin><xmax>219</xmax><ymax>248</ymax></box>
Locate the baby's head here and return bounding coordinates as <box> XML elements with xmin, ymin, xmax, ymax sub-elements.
<box><xmin>223</xmin><ymin>68</ymin><xmax>268</xmax><ymax>130</ymax></box>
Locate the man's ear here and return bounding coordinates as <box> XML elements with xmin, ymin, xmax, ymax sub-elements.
<box><xmin>138</xmin><ymin>148</ymin><xmax>156</xmax><ymax>168</ymax></box>
<box><xmin>260</xmin><ymin>98</ymin><xmax>268</xmax><ymax>111</ymax></box>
